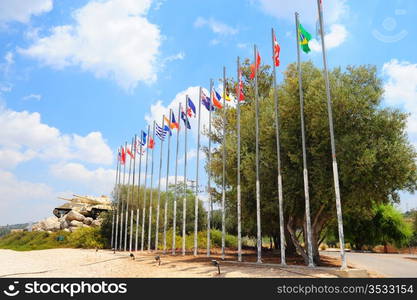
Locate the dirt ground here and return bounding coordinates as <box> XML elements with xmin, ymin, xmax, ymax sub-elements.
<box><xmin>0</xmin><ymin>248</ymin><xmax>346</xmax><ymax>278</ymax></box>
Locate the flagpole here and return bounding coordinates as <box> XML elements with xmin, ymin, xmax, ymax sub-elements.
<box><xmin>295</xmin><ymin>12</ymin><xmax>314</xmax><ymax>267</ymax></box>
<box><xmin>155</xmin><ymin>116</ymin><xmax>165</xmax><ymax>251</ymax></box>
<box><xmin>148</xmin><ymin>121</ymin><xmax>156</xmax><ymax>251</ymax></box>
<box><xmin>182</xmin><ymin>96</ymin><xmax>189</xmax><ymax>256</ymax></box>
<box><xmin>172</xmin><ymin>103</ymin><xmax>181</xmax><ymax>255</ymax></box>
<box><xmin>135</xmin><ymin>135</ymin><xmax>143</xmax><ymax>252</ymax></box>
<box><xmin>317</xmin><ymin>0</ymin><xmax>347</xmax><ymax>270</ymax></box>
<box><xmin>114</xmin><ymin>147</ymin><xmax>121</xmax><ymax>251</ymax></box>
<box><xmin>236</xmin><ymin>57</ymin><xmax>242</xmax><ymax>262</ymax></box>
<box><xmin>163</xmin><ymin>109</ymin><xmax>172</xmax><ymax>254</ymax></box>
<box><xmin>129</xmin><ymin>135</ymin><xmax>137</xmax><ymax>253</ymax></box>
<box><xmin>221</xmin><ymin>66</ymin><xmax>227</xmax><ymax>260</ymax></box>
<box><xmin>207</xmin><ymin>79</ymin><xmax>213</xmax><ymax>257</ymax></box>
<box><xmin>111</xmin><ymin>148</ymin><xmax>119</xmax><ymax>249</ymax></box>
<box><xmin>271</xmin><ymin>28</ymin><xmax>286</xmax><ymax>265</ymax></box>
<box><xmin>194</xmin><ymin>88</ymin><xmax>202</xmax><ymax>256</ymax></box>
<box><xmin>254</xmin><ymin>44</ymin><xmax>262</xmax><ymax>263</ymax></box>
<box><xmin>119</xmin><ymin>141</ymin><xmax>127</xmax><ymax>250</ymax></box>
<box><xmin>141</xmin><ymin>126</ymin><xmax>150</xmax><ymax>251</ymax></box>
<box><xmin>124</xmin><ymin>138</ymin><xmax>134</xmax><ymax>251</ymax></box>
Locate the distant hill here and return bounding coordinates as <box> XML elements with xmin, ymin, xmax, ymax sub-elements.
<box><xmin>0</xmin><ymin>223</ymin><xmax>30</xmax><ymax>237</ymax></box>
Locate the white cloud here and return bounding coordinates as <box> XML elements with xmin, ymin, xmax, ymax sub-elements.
<box><xmin>0</xmin><ymin>105</ymin><xmax>113</xmax><ymax>167</ymax></box>
<box><xmin>256</xmin><ymin>0</ymin><xmax>349</xmax><ymax>51</ymax></box>
<box><xmin>0</xmin><ymin>52</ymin><xmax>14</xmax><ymax>76</ymax></box>
<box><xmin>256</xmin><ymin>0</ymin><xmax>348</xmax><ymax>25</ymax></box>
<box><xmin>383</xmin><ymin>60</ymin><xmax>417</xmax><ymax>138</ymax></box>
<box><xmin>0</xmin><ymin>0</ymin><xmax>52</xmax><ymax>24</ymax></box>
<box><xmin>309</xmin><ymin>24</ymin><xmax>348</xmax><ymax>52</ymax></box>
<box><xmin>194</xmin><ymin>17</ymin><xmax>238</xmax><ymax>36</ymax></box>
<box><xmin>0</xmin><ymin>170</ymin><xmax>57</xmax><ymax>225</ymax></box>
<box><xmin>22</xmin><ymin>94</ymin><xmax>42</xmax><ymax>101</ymax></box>
<box><xmin>50</xmin><ymin>163</ymin><xmax>115</xmax><ymax>195</ymax></box>
<box><xmin>19</xmin><ymin>0</ymin><xmax>161</xmax><ymax>90</ymax></box>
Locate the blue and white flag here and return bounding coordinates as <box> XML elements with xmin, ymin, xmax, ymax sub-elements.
<box><xmin>156</xmin><ymin>123</ymin><xmax>168</xmax><ymax>141</ymax></box>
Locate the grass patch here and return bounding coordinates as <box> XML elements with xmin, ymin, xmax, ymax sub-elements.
<box><xmin>0</xmin><ymin>227</ymin><xmax>106</xmax><ymax>251</ymax></box>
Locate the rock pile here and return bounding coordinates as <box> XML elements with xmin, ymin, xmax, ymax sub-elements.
<box><xmin>33</xmin><ymin>210</ymin><xmax>104</xmax><ymax>232</ymax></box>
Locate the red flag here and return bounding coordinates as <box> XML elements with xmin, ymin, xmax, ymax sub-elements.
<box><xmin>273</xmin><ymin>32</ymin><xmax>281</xmax><ymax>67</ymax></box>
<box><xmin>148</xmin><ymin>137</ymin><xmax>155</xmax><ymax>149</ymax></box>
<box><xmin>126</xmin><ymin>147</ymin><xmax>134</xmax><ymax>159</ymax></box>
<box><xmin>236</xmin><ymin>69</ymin><xmax>245</xmax><ymax>101</ymax></box>
<box><xmin>250</xmin><ymin>51</ymin><xmax>261</xmax><ymax>80</ymax></box>
<box><xmin>121</xmin><ymin>147</ymin><xmax>126</xmax><ymax>165</ymax></box>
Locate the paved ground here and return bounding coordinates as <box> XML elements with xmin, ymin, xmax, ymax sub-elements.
<box><xmin>322</xmin><ymin>251</ymin><xmax>417</xmax><ymax>278</ymax></box>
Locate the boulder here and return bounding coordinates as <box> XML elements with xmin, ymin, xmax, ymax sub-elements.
<box><xmin>69</xmin><ymin>220</ymin><xmax>84</xmax><ymax>227</ymax></box>
<box><xmin>83</xmin><ymin>217</ymin><xmax>93</xmax><ymax>225</ymax></box>
<box><xmin>63</xmin><ymin>228</ymin><xmax>70</xmax><ymax>232</ymax></box>
<box><xmin>66</xmin><ymin>210</ymin><xmax>85</xmax><ymax>222</ymax></box>
<box><xmin>59</xmin><ymin>218</ymin><xmax>69</xmax><ymax>229</ymax></box>
<box><xmin>34</xmin><ymin>216</ymin><xmax>60</xmax><ymax>231</ymax></box>
<box><xmin>91</xmin><ymin>219</ymin><xmax>102</xmax><ymax>227</ymax></box>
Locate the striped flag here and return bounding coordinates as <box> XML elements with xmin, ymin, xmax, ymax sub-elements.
<box><xmin>156</xmin><ymin>122</ymin><xmax>168</xmax><ymax>141</ymax></box>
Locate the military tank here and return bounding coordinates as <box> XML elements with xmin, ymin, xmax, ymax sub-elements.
<box><xmin>53</xmin><ymin>194</ymin><xmax>113</xmax><ymax>219</ymax></box>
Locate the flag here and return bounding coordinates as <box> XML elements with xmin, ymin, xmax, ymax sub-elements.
<box><xmin>211</xmin><ymin>89</ymin><xmax>223</xmax><ymax>109</ymax></box>
<box><xmin>187</xmin><ymin>96</ymin><xmax>196</xmax><ymax>118</ymax></box>
<box><xmin>164</xmin><ymin>116</ymin><xmax>171</xmax><ymax>127</ymax></box>
<box><xmin>201</xmin><ymin>90</ymin><xmax>214</xmax><ymax>111</ymax></box>
<box><xmin>148</xmin><ymin>137</ymin><xmax>155</xmax><ymax>149</ymax></box>
<box><xmin>298</xmin><ymin>23</ymin><xmax>312</xmax><ymax>53</ymax></box>
<box><xmin>164</xmin><ymin>125</ymin><xmax>172</xmax><ymax>136</ymax></box>
<box><xmin>181</xmin><ymin>111</ymin><xmax>191</xmax><ymax>129</ymax></box>
<box><xmin>250</xmin><ymin>51</ymin><xmax>261</xmax><ymax>79</ymax></box>
<box><xmin>156</xmin><ymin>122</ymin><xmax>168</xmax><ymax>141</ymax></box>
<box><xmin>224</xmin><ymin>83</ymin><xmax>231</xmax><ymax>101</ymax></box>
<box><xmin>118</xmin><ymin>148</ymin><xmax>122</xmax><ymax>163</ymax></box>
<box><xmin>141</xmin><ymin>131</ymin><xmax>147</xmax><ymax>146</ymax></box>
<box><xmin>171</xmin><ymin>113</ymin><xmax>179</xmax><ymax>129</ymax></box>
<box><xmin>237</xmin><ymin>69</ymin><xmax>245</xmax><ymax>101</ymax></box>
<box><xmin>273</xmin><ymin>32</ymin><xmax>281</xmax><ymax>67</ymax></box>
<box><xmin>126</xmin><ymin>147</ymin><xmax>134</xmax><ymax>159</ymax></box>
<box><xmin>121</xmin><ymin>147</ymin><xmax>126</xmax><ymax>165</ymax></box>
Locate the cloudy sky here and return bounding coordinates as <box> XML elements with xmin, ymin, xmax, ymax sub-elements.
<box><xmin>0</xmin><ymin>0</ymin><xmax>416</xmax><ymax>225</ymax></box>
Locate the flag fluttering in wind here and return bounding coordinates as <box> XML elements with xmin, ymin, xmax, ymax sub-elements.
<box><xmin>121</xmin><ymin>147</ymin><xmax>126</xmax><ymax>164</ymax></box>
<box><xmin>273</xmin><ymin>32</ymin><xmax>281</xmax><ymax>67</ymax></box>
<box><xmin>224</xmin><ymin>83</ymin><xmax>231</xmax><ymax>101</ymax></box>
<box><xmin>164</xmin><ymin>124</ymin><xmax>172</xmax><ymax>136</ymax></box>
<box><xmin>126</xmin><ymin>147</ymin><xmax>134</xmax><ymax>159</ymax></box>
<box><xmin>181</xmin><ymin>111</ymin><xmax>191</xmax><ymax>129</ymax></box>
<box><xmin>141</xmin><ymin>131</ymin><xmax>147</xmax><ymax>147</ymax></box>
<box><xmin>298</xmin><ymin>23</ymin><xmax>312</xmax><ymax>53</ymax></box>
<box><xmin>148</xmin><ymin>137</ymin><xmax>155</xmax><ymax>149</ymax></box>
<box><xmin>250</xmin><ymin>51</ymin><xmax>261</xmax><ymax>79</ymax></box>
<box><xmin>237</xmin><ymin>69</ymin><xmax>245</xmax><ymax>101</ymax></box>
<box><xmin>187</xmin><ymin>96</ymin><xmax>196</xmax><ymax>118</ymax></box>
<box><xmin>211</xmin><ymin>89</ymin><xmax>223</xmax><ymax>109</ymax></box>
<box><xmin>118</xmin><ymin>148</ymin><xmax>123</xmax><ymax>163</ymax></box>
<box><xmin>156</xmin><ymin>122</ymin><xmax>168</xmax><ymax>141</ymax></box>
<box><xmin>201</xmin><ymin>90</ymin><xmax>214</xmax><ymax>111</ymax></box>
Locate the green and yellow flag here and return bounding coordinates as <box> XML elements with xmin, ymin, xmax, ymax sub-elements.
<box><xmin>298</xmin><ymin>23</ymin><xmax>312</xmax><ymax>53</ymax></box>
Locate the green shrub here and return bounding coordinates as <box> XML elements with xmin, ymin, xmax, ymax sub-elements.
<box><xmin>67</xmin><ymin>227</ymin><xmax>106</xmax><ymax>249</ymax></box>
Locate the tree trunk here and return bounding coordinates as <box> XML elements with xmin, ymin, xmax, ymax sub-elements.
<box><xmin>287</xmin><ymin>216</ymin><xmax>309</xmax><ymax>264</ymax></box>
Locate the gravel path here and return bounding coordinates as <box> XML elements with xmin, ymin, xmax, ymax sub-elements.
<box><xmin>0</xmin><ymin>249</ymin><xmax>337</xmax><ymax>278</ymax></box>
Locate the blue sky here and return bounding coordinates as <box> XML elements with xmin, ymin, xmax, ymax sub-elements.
<box><xmin>0</xmin><ymin>0</ymin><xmax>416</xmax><ymax>225</ymax></box>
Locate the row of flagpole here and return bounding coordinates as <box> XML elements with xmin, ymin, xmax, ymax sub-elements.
<box><xmin>109</xmin><ymin>0</ymin><xmax>347</xmax><ymax>269</ymax></box>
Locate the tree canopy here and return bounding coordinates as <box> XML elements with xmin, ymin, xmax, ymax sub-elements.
<box><xmin>207</xmin><ymin>60</ymin><xmax>417</xmax><ymax>263</ymax></box>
